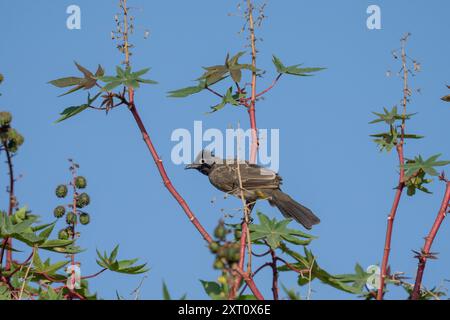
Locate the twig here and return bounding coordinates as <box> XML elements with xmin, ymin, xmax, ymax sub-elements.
<box><xmin>18</xmin><ymin>247</ymin><xmax>35</xmax><ymax>300</ymax></box>
<box><xmin>411</xmin><ymin>181</ymin><xmax>450</xmax><ymax>299</ymax></box>
<box><xmin>2</xmin><ymin>140</ymin><xmax>15</xmax><ymax>271</ymax></box>
<box><xmin>270</xmin><ymin>249</ymin><xmax>279</xmax><ymax>300</ymax></box>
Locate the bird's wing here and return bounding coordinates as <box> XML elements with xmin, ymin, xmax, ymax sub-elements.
<box><xmin>208</xmin><ymin>164</ymin><xmax>239</xmax><ymax>193</ymax></box>
<box><xmin>239</xmin><ymin>163</ymin><xmax>281</xmax><ymax>190</ymax></box>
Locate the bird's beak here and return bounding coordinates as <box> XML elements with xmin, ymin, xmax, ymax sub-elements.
<box><xmin>185</xmin><ymin>164</ymin><xmax>200</xmax><ymax>170</ymax></box>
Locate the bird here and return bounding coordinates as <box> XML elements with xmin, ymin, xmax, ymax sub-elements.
<box><xmin>185</xmin><ymin>150</ymin><xmax>320</xmax><ymax>229</ymax></box>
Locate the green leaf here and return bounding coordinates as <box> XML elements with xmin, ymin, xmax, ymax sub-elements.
<box><xmin>55</xmin><ymin>105</ymin><xmax>89</xmax><ymax>123</ymax></box>
<box><xmin>403</xmin><ymin>154</ymin><xmax>450</xmax><ymax>180</ymax></box>
<box><xmin>168</xmin><ymin>85</ymin><xmax>204</xmax><ymax>98</ymax></box>
<box><xmin>49</xmin><ymin>62</ymin><xmax>102</xmax><ymax>96</ymax></box>
<box><xmin>249</xmin><ymin>212</ymin><xmax>314</xmax><ymax>250</ymax></box>
<box><xmin>54</xmin><ymin>92</ymin><xmax>101</xmax><ymax>123</ymax></box>
<box><xmin>99</xmin><ymin>65</ymin><xmax>157</xmax><ymax>92</ymax></box>
<box><xmin>162</xmin><ymin>281</ymin><xmax>171</xmax><ymax>300</ymax></box>
<box><xmin>272</xmin><ymin>55</ymin><xmax>325</xmax><ymax>76</ymax></box>
<box><xmin>200</xmin><ymin>280</ymin><xmax>225</xmax><ymax>300</ymax></box>
<box><xmin>48</xmin><ymin>77</ymin><xmax>84</xmax><ymax>88</ymax></box>
<box><xmin>96</xmin><ymin>246</ymin><xmax>149</xmax><ymax>274</ymax></box>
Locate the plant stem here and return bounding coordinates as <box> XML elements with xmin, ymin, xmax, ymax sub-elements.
<box><xmin>377</xmin><ymin>35</ymin><xmax>410</xmax><ymax>300</ymax></box>
<box><xmin>270</xmin><ymin>249</ymin><xmax>279</xmax><ymax>300</ymax></box>
<box><xmin>2</xmin><ymin>140</ymin><xmax>15</xmax><ymax>271</ymax></box>
<box><xmin>411</xmin><ymin>181</ymin><xmax>450</xmax><ymax>300</ymax></box>
<box><xmin>247</xmin><ymin>0</ymin><xmax>258</xmax><ymax>165</ymax></box>
<box><xmin>119</xmin><ymin>1</ymin><xmax>212</xmax><ymax>243</ymax></box>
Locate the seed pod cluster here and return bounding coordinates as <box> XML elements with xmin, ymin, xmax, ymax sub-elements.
<box><xmin>210</xmin><ymin>220</ymin><xmax>241</xmax><ymax>270</ymax></box>
<box><xmin>55</xmin><ymin>175</ymin><xmax>92</xmax><ymax>240</ymax></box>
<box><xmin>0</xmin><ymin>112</ymin><xmax>24</xmax><ymax>153</ymax></box>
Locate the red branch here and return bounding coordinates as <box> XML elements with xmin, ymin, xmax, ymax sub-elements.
<box><xmin>235</xmin><ymin>267</ymin><xmax>264</xmax><ymax>300</ymax></box>
<box><xmin>377</xmin><ymin>35</ymin><xmax>410</xmax><ymax>300</ymax></box>
<box><xmin>411</xmin><ymin>181</ymin><xmax>450</xmax><ymax>300</ymax></box>
<box><xmin>377</xmin><ymin>143</ymin><xmax>405</xmax><ymax>300</ymax></box>
<box><xmin>127</xmin><ymin>89</ymin><xmax>212</xmax><ymax>243</ymax></box>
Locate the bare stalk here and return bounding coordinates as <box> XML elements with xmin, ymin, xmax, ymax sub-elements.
<box><xmin>411</xmin><ymin>180</ymin><xmax>450</xmax><ymax>300</ymax></box>
<box><xmin>377</xmin><ymin>34</ymin><xmax>410</xmax><ymax>300</ymax></box>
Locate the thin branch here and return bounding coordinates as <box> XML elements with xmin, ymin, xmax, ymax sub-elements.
<box><xmin>411</xmin><ymin>181</ymin><xmax>450</xmax><ymax>300</ymax></box>
<box><xmin>118</xmin><ymin>2</ymin><xmax>212</xmax><ymax>244</ymax></box>
<box><xmin>377</xmin><ymin>35</ymin><xmax>410</xmax><ymax>300</ymax></box>
<box><xmin>270</xmin><ymin>249</ymin><xmax>279</xmax><ymax>300</ymax></box>
<box><xmin>2</xmin><ymin>140</ymin><xmax>15</xmax><ymax>271</ymax></box>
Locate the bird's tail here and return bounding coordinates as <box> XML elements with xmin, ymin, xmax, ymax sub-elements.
<box><xmin>268</xmin><ymin>189</ymin><xmax>320</xmax><ymax>230</ymax></box>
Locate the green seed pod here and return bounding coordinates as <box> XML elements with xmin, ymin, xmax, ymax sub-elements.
<box><xmin>407</xmin><ymin>186</ymin><xmax>416</xmax><ymax>197</ymax></box>
<box><xmin>55</xmin><ymin>185</ymin><xmax>68</xmax><ymax>198</ymax></box>
<box><xmin>209</xmin><ymin>241</ymin><xmax>220</xmax><ymax>254</ymax></box>
<box><xmin>66</xmin><ymin>212</ymin><xmax>77</xmax><ymax>225</ymax></box>
<box><xmin>5</xmin><ymin>129</ymin><xmax>24</xmax><ymax>152</ymax></box>
<box><xmin>214</xmin><ymin>221</ymin><xmax>227</xmax><ymax>241</ymax></box>
<box><xmin>217</xmin><ymin>246</ymin><xmax>227</xmax><ymax>259</ymax></box>
<box><xmin>79</xmin><ymin>213</ymin><xmax>90</xmax><ymax>225</ymax></box>
<box><xmin>66</xmin><ymin>226</ymin><xmax>75</xmax><ymax>238</ymax></box>
<box><xmin>53</xmin><ymin>206</ymin><xmax>66</xmax><ymax>218</ymax></box>
<box><xmin>234</xmin><ymin>229</ymin><xmax>242</xmax><ymax>240</ymax></box>
<box><xmin>226</xmin><ymin>245</ymin><xmax>240</xmax><ymax>263</ymax></box>
<box><xmin>213</xmin><ymin>259</ymin><xmax>225</xmax><ymax>270</ymax></box>
<box><xmin>76</xmin><ymin>193</ymin><xmax>90</xmax><ymax>208</ymax></box>
<box><xmin>58</xmin><ymin>229</ymin><xmax>69</xmax><ymax>240</ymax></box>
<box><xmin>0</xmin><ymin>112</ymin><xmax>12</xmax><ymax>127</ymax></box>
<box><xmin>75</xmin><ymin>176</ymin><xmax>87</xmax><ymax>189</ymax></box>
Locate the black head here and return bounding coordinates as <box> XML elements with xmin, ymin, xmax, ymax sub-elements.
<box><xmin>185</xmin><ymin>150</ymin><xmax>219</xmax><ymax>176</ymax></box>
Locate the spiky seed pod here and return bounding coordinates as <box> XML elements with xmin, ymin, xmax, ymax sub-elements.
<box><xmin>58</xmin><ymin>229</ymin><xmax>69</xmax><ymax>240</ymax></box>
<box><xmin>66</xmin><ymin>226</ymin><xmax>75</xmax><ymax>238</ymax></box>
<box><xmin>209</xmin><ymin>241</ymin><xmax>220</xmax><ymax>254</ymax></box>
<box><xmin>53</xmin><ymin>206</ymin><xmax>66</xmax><ymax>218</ymax></box>
<box><xmin>226</xmin><ymin>244</ymin><xmax>241</xmax><ymax>263</ymax></box>
<box><xmin>214</xmin><ymin>221</ymin><xmax>227</xmax><ymax>241</ymax></box>
<box><xmin>66</xmin><ymin>212</ymin><xmax>77</xmax><ymax>225</ymax></box>
<box><xmin>0</xmin><ymin>112</ymin><xmax>12</xmax><ymax>127</ymax></box>
<box><xmin>55</xmin><ymin>185</ymin><xmax>68</xmax><ymax>198</ymax></box>
<box><xmin>5</xmin><ymin>129</ymin><xmax>24</xmax><ymax>152</ymax></box>
<box><xmin>213</xmin><ymin>259</ymin><xmax>225</xmax><ymax>270</ymax></box>
<box><xmin>79</xmin><ymin>213</ymin><xmax>90</xmax><ymax>225</ymax></box>
<box><xmin>76</xmin><ymin>193</ymin><xmax>90</xmax><ymax>208</ymax></box>
<box><xmin>75</xmin><ymin>176</ymin><xmax>87</xmax><ymax>189</ymax></box>
<box><xmin>217</xmin><ymin>246</ymin><xmax>227</xmax><ymax>259</ymax></box>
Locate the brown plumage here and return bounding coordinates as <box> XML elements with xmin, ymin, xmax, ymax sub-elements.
<box><xmin>186</xmin><ymin>150</ymin><xmax>320</xmax><ymax>229</ymax></box>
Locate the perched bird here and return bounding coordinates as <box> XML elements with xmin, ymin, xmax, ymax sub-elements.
<box><xmin>185</xmin><ymin>150</ymin><xmax>320</xmax><ymax>229</ymax></box>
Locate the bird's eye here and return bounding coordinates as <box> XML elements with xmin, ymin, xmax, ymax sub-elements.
<box><xmin>201</xmin><ymin>159</ymin><xmax>205</xmax><ymax>164</ymax></box>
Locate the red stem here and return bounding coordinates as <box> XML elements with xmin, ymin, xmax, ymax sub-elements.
<box><xmin>377</xmin><ymin>143</ymin><xmax>405</xmax><ymax>300</ymax></box>
<box><xmin>235</xmin><ymin>267</ymin><xmax>264</xmax><ymax>300</ymax></box>
<box><xmin>127</xmin><ymin>89</ymin><xmax>212</xmax><ymax>243</ymax></box>
<box><xmin>411</xmin><ymin>181</ymin><xmax>450</xmax><ymax>300</ymax></box>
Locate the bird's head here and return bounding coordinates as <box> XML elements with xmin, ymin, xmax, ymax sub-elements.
<box><xmin>185</xmin><ymin>149</ymin><xmax>219</xmax><ymax>175</ymax></box>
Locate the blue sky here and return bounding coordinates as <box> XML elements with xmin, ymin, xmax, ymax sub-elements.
<box><xmin>0</xmin><ymin>0</ymin><xmax>449</xmax><ymax>299</ymax></box>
